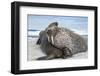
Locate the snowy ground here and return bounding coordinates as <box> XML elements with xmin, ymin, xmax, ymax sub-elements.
<box><xmin>27</xmin><ymin>36</ymin><xmax>88</xmax><ymax>61</ymax></box>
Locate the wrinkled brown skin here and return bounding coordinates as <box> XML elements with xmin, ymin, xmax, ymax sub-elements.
<box><xmin>36</xmin><ymin>31</ymin><xmax>72</xmax><ymax>60</ymax></box>
<box><xmin>45</xmin><ymin>22</ymin><xmax>87</xmax><ymax>56</ymax></box>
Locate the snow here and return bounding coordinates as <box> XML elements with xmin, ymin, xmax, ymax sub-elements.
<box><xmin>28</xmin><ymin>30</ymin><xmax>40</xmax><ymax>36</ymax></box>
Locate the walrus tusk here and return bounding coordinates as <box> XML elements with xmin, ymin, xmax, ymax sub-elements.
<box><xmin>51</xmin><ymin>36</ymin><xmax>54</xmax><ymax>45</ymax></box>
<box><xmin>47</xmin><ymin>35</ymin><xmax>54</xmax><ymax>45</ymax></box>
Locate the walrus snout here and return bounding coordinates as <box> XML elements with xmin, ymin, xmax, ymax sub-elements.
<box><xmin>47</xmin><ymin>35</ymin><xmax>54</xmax><ymax>45</ymax></box>
<box><xmin>46</xmin><ymin>30</ymin><xmax>54</xmax><ymax>45</ymax></box>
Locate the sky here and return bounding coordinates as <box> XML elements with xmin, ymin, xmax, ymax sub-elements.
<box><xmin>27</xmin><ymin>15</ymin><xmax>88</xmax><ymax>35</ymax></box>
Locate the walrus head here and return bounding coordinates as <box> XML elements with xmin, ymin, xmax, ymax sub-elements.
<box><xmin>45</xmin><ymin>22</ymin><xmax>59</xmax><ymax>45</ymax></box>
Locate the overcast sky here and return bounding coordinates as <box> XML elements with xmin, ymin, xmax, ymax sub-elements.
<box><xmin>27</xmin><ymin>15</ymin><xmax>88</xmax><ymax>35</ymax></box>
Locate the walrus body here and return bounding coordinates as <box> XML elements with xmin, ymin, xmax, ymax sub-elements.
<box><xmin>36</xmin><ymin>22</ymin><xmax>87</xmax><ymax>60</ymax></box>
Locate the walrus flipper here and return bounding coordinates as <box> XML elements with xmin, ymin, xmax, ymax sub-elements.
<box><xmin>62</xmin><ymin>47</ymin><xmax>73</xmax><ymax>59</ymax></box>
<box><xmin>36</xmin><ymin>38</ymin><xmax>41</xmax><ymax>45</ymax></box>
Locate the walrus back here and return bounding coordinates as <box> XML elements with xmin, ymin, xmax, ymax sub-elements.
<box><xmin>54</xmin><ymin>27</ymin><xmax>87</xmax><ymax>55</ymax></box>
<box><xmin>70</xmin><ymin>31</ymin><xmax>87</xmax><ymax>54</ymax></box>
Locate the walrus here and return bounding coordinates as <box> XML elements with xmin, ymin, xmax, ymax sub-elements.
<box><xmin>45</xmin><ymin>22</ymin><xmax>87</xmax><ymax>57</ymax></box>
<box><xmin>36</xmin><ymin>22</ymin><xmax>87</xmax><ymax>60</ymax></box>
<box><xmin>36</xmin><ymin>30</ymin><xmax>69</xmax><ymax>60</ymax></box>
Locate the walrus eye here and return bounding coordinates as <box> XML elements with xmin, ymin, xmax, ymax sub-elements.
<box><xmin>47</xmin><ymin>30</ymin><xmax>52</xmax><ymax>34</ymax></box>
